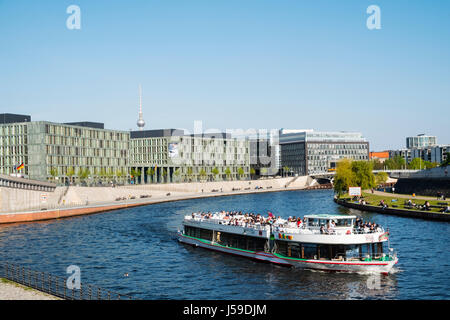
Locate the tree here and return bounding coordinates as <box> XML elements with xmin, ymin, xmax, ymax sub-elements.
<box><xmin>384</xmin><ymin>155</ymin><xmax>406</xmax><ymax>170</ymax></box>
<box><xmin>173</xmin><ymin>168</ymin><xmax>181</xmax><ymax>182</ymax></box>
<box><xmin>224</xmin><ymin>167</ymin><xmax>232</xmax><ymax>181</ymax></box>
<box><xmin>116</xmin><ymin>169</ymin><xmax>123</xmax><ymax>183</ymax></box>
<box><xmin>148</xmin><ymin>167</ymin><xmax>155</xmax><ymax>183</ymax></box>
<box><xmin>333</xmin><ymin>159</ymin><xmax>355</xmax><ymax>195</ymax></box>
<box><xmin>211</xmin><ymin>167</ymin><xmax>220</xmax><ymax>181</ymax></box>
<box><xmin>99</xmin><ymin>168</ymin><xmax>107</xmax><ymax>183</ymax></box>
<box><xmin>130</xmin><ymin>168</ymin><xmax>141</xmax><ymax>184</ymax></box>
<box><xmin>424</xmin><ymin>161</ymin><xmax>438</xmax><ymax>169</ymax></box>
<box><xmin>250</xmin><ymin>167</ymin><xmax>256</xmax><ymax>179</ymax></box>
<box><xmin>50</xmin><ymin>167</ymin><xmax>58</xmax><ymax>182</ymax></box>
<box><xmin>78</xmin><ymin>167</ymin><xmax>90</xmax><ymax>184</ymax></box>
<box><xmin>375</xmin><ymin>171</ymin><xmax>388</xmax><ymax>185</ymax></box>
<box><xmin>66</xmin><ymin>166</ymin><xmax>75</xmax><ymax>185</ymax></box>
<box><xmin>199</xmin><ymin>168</ymin><xmax>207</xmax><ymax>181</ymax></box>
<box><xmin>237</xmin><ymin>167</ymin><xmax>245</xmax><ymax>179</ymax></box>
<box><xmin>186</xmin><ymin>167</ymin><xmax>193</xmax><ymax>182</ymax></box>
<box><xmin>371</xmin><ymin>159</ymin><xmax>384</xmax><ymax>170</ymax></box>
<box><xmin>441</xmin><ymin>153</ymin><xmax>450</xmax><ymax>167</ymax></box>
<box><xmin>408</xmin><ymin>158</ymin><xmax>424</xmax><ymax>170</ymax></box>
<box><xmin>283</xmin><ymin>166</ymin><xmax>290</xmax><ymax>177</ymax></box>
<box><xmin>351</xmin><ymin>160</ymin><xmax>375</xmax><ymax>190</ymax></box>
<box><xmin>106</xmin><ymin>168</ymin><xmax>114</xmax><ymax>182</ymax></box>
<box><xmin>161</xmin><ymin>168</ymin><xmax>168</xmax><ymax>183</ymax></box>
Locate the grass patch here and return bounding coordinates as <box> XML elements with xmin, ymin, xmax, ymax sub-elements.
<box><xmin>338</xmin><ymin>192</ymin><xmax>449</xmax><ymax>214</ymax></box>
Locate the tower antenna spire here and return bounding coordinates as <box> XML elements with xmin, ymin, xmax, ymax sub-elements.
<box><xmin>137</xmin><ymin>84</ymin><xmax>145</xmax><ymax>130</ymax></box>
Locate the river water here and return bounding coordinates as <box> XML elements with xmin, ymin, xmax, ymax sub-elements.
<box><xmin>0</xmin><ymin>189</ymin><xmax>448</xmax><ymax>300</ymax></box>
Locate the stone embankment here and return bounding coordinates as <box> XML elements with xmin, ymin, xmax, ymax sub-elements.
<box><xmin>334</xmin><ymin>198</ymin><xmax>450</xmax><ymax>222</ymax></box>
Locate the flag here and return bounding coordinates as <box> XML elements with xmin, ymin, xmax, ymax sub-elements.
<box><xmin>16</xmin><ymin>163</ymin><xmax>24</xmax><ymax>171</ymax></box>
<box><xmin>379</xmin><ymin>232</ymin><xmax>389</xmax><ymax>241</ymax></box>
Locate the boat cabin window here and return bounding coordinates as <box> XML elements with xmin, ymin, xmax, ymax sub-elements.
<box><xmin>334</xmin><ymin>219</ymin><xmax>353</xmax><ymax>227</ymax></box>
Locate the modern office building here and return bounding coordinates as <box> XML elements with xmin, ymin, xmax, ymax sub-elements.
<box><xmin>389</xmin><ymin>145</ymin><xmax>449</xmax><ymax>165</ymax></box>
<box><xmin>231</xmin><ymin>130</ymin><xmax>281</xmax><ymax>176</ymax></box>
<box><xmin>279</xmin><ymin>130</ymin><xmax>370</xmax><ymax>175</ymax></box>
<box><xmin>129</xmin><ymin>129</ymin><xmax>250</xmax><ymax>183</ymax></box>
<box><xmin>0</xmin><ymin>115</ymin><xmax>130</xmax><ymax>184</ymax></box>
<box><xmin>406</xmin><ymin>134</ymin><xmax>437</xmax><ymax>149</ymax></box>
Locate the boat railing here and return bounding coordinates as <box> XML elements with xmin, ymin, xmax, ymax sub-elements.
<box><xmin>345</xmin><ymin>250</ymin><xmax>397</xmax><ymax>262</ymax></box>
<box><xmin>273</xmin><ymin>225</ymin><xmax>385</xmax><ymax>235</ymax></box>
<box><xmin>185</xmin><ymin>216</ymin><xmax>270</xmax><ymax>231</ymax></box>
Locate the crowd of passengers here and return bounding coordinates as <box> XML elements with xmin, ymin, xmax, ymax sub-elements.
<box><xmin>190</xmin><ymin>211</ymin><xmax>297</xmax><ymax>228</ymax></box>
<box><xmin>354</xmin><ymin>217</ymin><xmax>383</xmax><ymax>233</ymax></box>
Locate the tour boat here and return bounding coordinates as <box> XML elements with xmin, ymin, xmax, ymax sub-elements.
<box><xmin>177</xmin><ymin>212</ymin><xmax>398</xmax><ymax>274</ymax></box>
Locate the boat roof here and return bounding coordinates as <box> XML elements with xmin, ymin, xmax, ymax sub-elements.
<box><xmin>304</xmin><ymin>214</ymin><xmax>357</xmax><ymax>219</ymax></box>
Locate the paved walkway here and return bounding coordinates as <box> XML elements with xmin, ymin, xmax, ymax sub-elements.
<box><xmin>0</xmin><ymin>279</ymin><xmax>59</xmax><ymax>300</ymax></box>
<box><xmin>367</xmin><ymin>190</ymin><xmax>449</xmax><ymax>202</ymax></box>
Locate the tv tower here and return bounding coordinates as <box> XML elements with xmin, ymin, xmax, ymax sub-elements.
<box><xmin>136</xmin><ymin>84</ymin><xmax>145</xmax><ymax>130</ymax></box>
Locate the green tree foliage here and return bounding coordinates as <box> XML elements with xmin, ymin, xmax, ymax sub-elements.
<box><xmin>250</xmin><ymin>167</ymin><xmax>256</xmax><ymax>178</ymax></box>
<box><xmin>199</xmin><ymin>168</ymin><xmax>207</xmax><ymax>181</ymax></box>
<box><xmin>375</xmin><ymin>171</ymin><xmax>388</xmax><ymax>185</ymax></box>
<box><xmin>441</xmin><ymin>153</ymin><xmax>450</xmax><ymax>167</ymax></box>
<box><xmin>225</xmin><ymin>167</ymin><xmax>232</xmax><ymax>180</ymax></box>
<box><xmin>237</xmin><ymin>167</ymin><xmax>245</xmax><ymax>179</ymax></box>
<box><xmin>371</xmin><ymin>159</ymin><xmax>384</xmax><ymax>170</ymax></box>
<box><xmin>50</xmin><ymin>167</ymin><xmax>58</xmax><ymax>181</ymax></box>
<box><xmin>351</xmin><ymin>160</ymin><xmax>375</xmax><ymax>190</ymax></box>
<box><xmin>212</xmin><ymin>167</ymin><xmax>220</xmax><ymax>180</ymax></box>
<box><xmin>66</xmin><ymin>166</ymin><xmax>75</xmax><ymax>183</ymax></box>
<box><xmin>78</xmin><ymin>167</ymin><xmax>90</xmax><ymax>182</ymax></box>
<box><xmin>334</xmin><ymin>159</ymin><xmax>376</xmax><ymax>195</ymax></box>
<box><xmin>384</xmin><ymin>155</ymin><xmax>406</xmax><ymax>170</ymax></box>
<box><xmin>333</xmin><ymin>159</ymin><xmax>355</xmax><ymax>195</ymax></box>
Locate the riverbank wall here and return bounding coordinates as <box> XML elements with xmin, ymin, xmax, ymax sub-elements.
<box><xmin>334</xmin><ymin>198</ymin><xmax>450</xmax><ymax>222</ymax></box>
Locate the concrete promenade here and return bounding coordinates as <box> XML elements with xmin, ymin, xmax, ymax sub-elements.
<box><xmin>0</xmin><ymin>278</ymin><xmax>59</xmax><ymax>300</ymax></box>
<box><xmin>0</xmin><ymin>176</ymin><xmax>318</xmax><ymax>225</ymax></box>
<box><xmin>371</xmin><ymin>190</ymin><xmax>449</xmax><ymax>201</ymax></box>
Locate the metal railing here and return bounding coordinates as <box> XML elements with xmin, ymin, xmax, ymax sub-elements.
<box><xmin>0</xmin><ymin>262</ymin><xmax>134</xmax><ymax>300</ymax></box>
<box><xmin>185</xmin><ymin>216</ymin><xmax>271</xmax><ymax>231</ymax></box>
<box><xmin>273</xmin><ymin>225</ymin><xmax>385</xmax><ymax>235</ymax></box>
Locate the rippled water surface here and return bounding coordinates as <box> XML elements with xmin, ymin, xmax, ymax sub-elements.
<box><xmin>0</xmin><ymin>189</ymin><xmax>449</xmax><ymax>299</ymax></box>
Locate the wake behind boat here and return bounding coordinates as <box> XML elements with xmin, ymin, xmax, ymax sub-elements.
<box><xmin>177</xmin><ymin>211</ymin><xmax>398</xmax><ymax>274</ymax></box>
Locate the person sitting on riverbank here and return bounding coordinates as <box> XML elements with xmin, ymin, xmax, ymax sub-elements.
<box><xmin>421</xmin><ymin>201</ymin><xmax>431</xmax><ymax>211</ymax></box>
<box><xmin>379</xmin><ymin>200</ymin><xmax>388</xmax><ymax>209</ymax></box>
<box><xmin>406</xmin><ymin>199</ymin><xmax>419</xmax><ymax>209</ymax></box>
<box><xmin>440</xmin><ymin>205</ymin><xmax>450</xmax><ymax>213</ymax></box>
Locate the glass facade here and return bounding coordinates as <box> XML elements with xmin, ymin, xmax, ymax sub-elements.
<box><xmin>129</xmin><ymin>135</ymin><xmax>250</xmax><ymax>182</ymax></box>
<box><xmin>280</xmin><ymin>131</ymin><xmax>369</xmax><ymax>175</ymax></box>
<box><xmin>406</xmin><ymin>135</ymin><xmax>437</xmax><ymax>149</ymax></box>
<box><xmin>1</xmin><ymin>121</ymin><xmax>129</xmax><ymax>183</ymax></box>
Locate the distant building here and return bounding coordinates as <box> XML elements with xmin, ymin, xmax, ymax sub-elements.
<box><xmin>389</xmin><ymin>145</ymin><xmax>450</xmax><ymax>165</ymax></box>
<box><xmin>0</xmin><ymin>113</ymin><xmax>31</xmax><ymax>124</ymax></box>
<box><xmin>0</xmin><ymin>116</ymin><xmax>129</xmax><ymax>183</ymax></box>
<box><xmin>279</xmin><ymin>130</ymin><xmax>369</xmax><ymax>176</ymax></box>
<box><xmin>369</xmin><ymin>151</ymin><xmax>390</xmax><ymax>163</ymax></box>
<box><xmin>406</xmin><ymin>134</ymin><xmax>437</xmax><ymax>149</ymax></box>
<box><xmin>232</xmin><ymin>130</ymin><xmax>281</xmax><ymax>176</ymax></box>
<box><xmin>129</xmin><ymin>129</ymin><xmax>250</xmax><ymax>183</ymax></box>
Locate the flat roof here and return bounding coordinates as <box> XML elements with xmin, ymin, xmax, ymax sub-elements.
<box><xmin>304</xmin><ymin>214</ymin><xmax>357</xmax><ymax>219</ymax></box>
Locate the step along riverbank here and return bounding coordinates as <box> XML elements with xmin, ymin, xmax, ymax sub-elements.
<box><xmin>334</xmin><ymin>198</ymin><xmax>450</xmax><ymax>222</ymax></box>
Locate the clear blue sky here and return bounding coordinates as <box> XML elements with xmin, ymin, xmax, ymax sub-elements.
<box><xmin>1</xmin><ymin>0</ymin><xmax>449</xmax><ymax>150</ymax></box>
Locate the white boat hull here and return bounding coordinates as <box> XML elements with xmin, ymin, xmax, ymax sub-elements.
<box><xmin>177</xmin><ymin>232</ymin><xmax>398</xmax><ymax>274</ymax></box>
